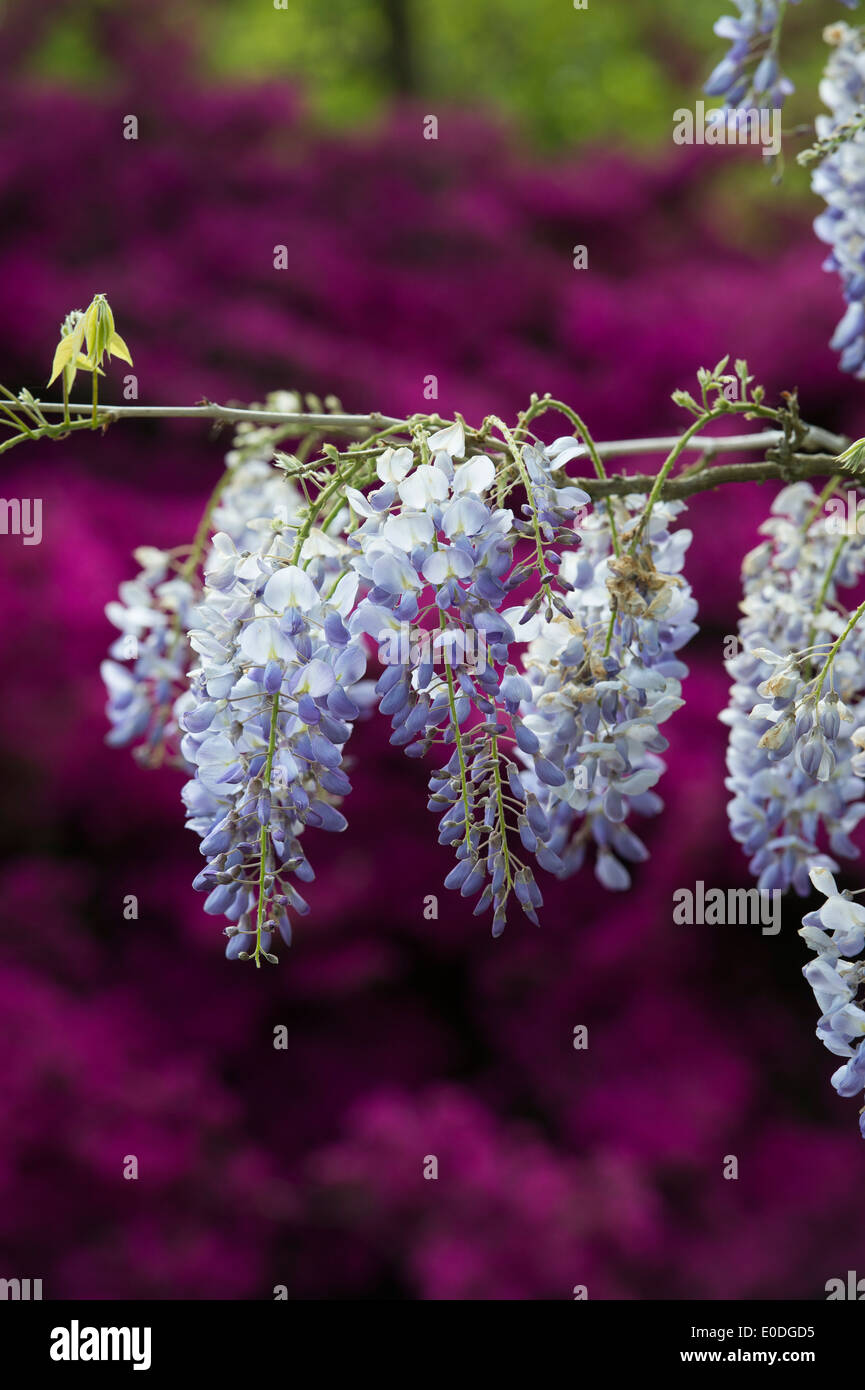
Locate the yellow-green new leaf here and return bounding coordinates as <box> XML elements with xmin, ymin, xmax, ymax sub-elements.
<box><xmin>108</xmin><ymin>332</ymin><xmax>133</xmax><ymax>366</ymax></box>
<box><xmin>48</xmin><ymin>329</ymin><xmax>84</xmax><ymax>386</ymax></box>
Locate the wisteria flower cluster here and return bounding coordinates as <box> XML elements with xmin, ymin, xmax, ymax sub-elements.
<box><xmin>518</xmin><ymin>498</ymin><xmax>697</xmax><ymax>894</ymax></box>
<box><xmin>100</xmin><ymin>547</ymin><xmax>196</xmax><ymax>766</ymax></box>
<box><xmin>180</xmin><ymin>530</ymin><xmax>369</xmax><ymax>965</ymax></box>
<box><xmin>343</xmin><ymin>420</ymin><xmax>591</xmax><ymax>938</ymax></box>
<box><xmin>700</xmin><ymin>7</ymin><xmax>865</xmax><ymax>381</ymax></box>
<box><xmin>705</xmin><ymin>2</ymin><xmax>860</xmax><ymax>111</ymax></box>
<box><xmin>705</xmin><ymin>1</ymin><xmax>803</xmax><ymax>111</ymax></box>
<box><xmin>721</xmin><ymin>481</ymin><xmax>865</xmax><ymax>895</ymax></box>
<box><xmin>719</xmin><ymin>478</ymin><xmax>865</xmax><ymax>1131</ymax></box>
<box><xmin>811</xmin><ymin>21</ymin><xmax>865</xmax><ymax>380</ymax></box>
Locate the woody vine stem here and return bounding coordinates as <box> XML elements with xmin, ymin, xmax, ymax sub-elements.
<box><xmin>3</xmin><ymin>389</ymin><xmax>856</xmax><ymax>501</ymax></box>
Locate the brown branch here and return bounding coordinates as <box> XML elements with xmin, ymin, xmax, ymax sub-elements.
<box><xmin>579</xmin><ymin>454</ymin><xmax>844</xmax><ymax>502</ymax></box>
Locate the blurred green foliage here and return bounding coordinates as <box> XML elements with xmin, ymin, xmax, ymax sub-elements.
<box><xmin>21</xmin><ymin>0</ymin><xmax>847</xmax><ymax>153</ymax></box>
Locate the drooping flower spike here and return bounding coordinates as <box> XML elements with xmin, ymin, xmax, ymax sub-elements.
<box><xmin>344</xmin><ymin>420</ymin><xmax>591</xmax><ymax>936</ymax></box>
<box><xmin>698</xmin><ymin>9</ymin><xmax>865</xmax><ymax>380</ymax></box>
<box><xmin>721</xmin><ymin>483</ymin><xmax>865</xmax><ymax>896</ymax></box>
<box><xmin>181</xmin><ymin>534</ymin><xmax>369</xmax><ymax>966</ymax></box>
<box><xmin>704</xmin><ymin>2</ymin><xmax>860</xmax><ymax>114</ymax></box>
<box><xmin>811</xmin><ymin>20</ymin><xmax>865</xmax><ymax>380</ymax></box>
<box><xmin>518</xmin><ymin>496</ymin><xmax>697</xmax><ymax>893</ymax></box>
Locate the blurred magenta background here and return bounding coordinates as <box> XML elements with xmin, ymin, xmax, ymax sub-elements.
<box><xmin>2</xmin><ymin>3</ymin><xmax>865</xmax><ymax>1300</ymax></box>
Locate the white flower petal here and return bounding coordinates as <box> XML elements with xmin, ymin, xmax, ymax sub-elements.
<box><xmin>263</xmin><ymin>565</ymin><xmax>319</xmax><ymax>612</ymax></box>
<box><xmin>376</xmin><ymin>446</ymin><xmax>414</xmax><ymax>484</ymax></box>
<box><xmin>427</xmin><ymin>420</ymin><xmax>465</xmax><ymax>459</ymax></box>
<box><xmin>398</xmin><ymin>465</ymin><xmax>449</xmax><ymax>510</ymax></box>
<box><xmin>811</xmin><ymin>865</ymin><xmax>840</xmax><ymax>898</ymax></box>
<box><xmin>421</xmin><ymin>547</ymin><xmax>474</xmax><ymax>584</ymax></box>
<box><xmin>452</xmin><ymin>455</ymin><xmax>495</xmax><ymax>496</ymax></box>
<box><xmin>345</xmin><ymin>487</ymin><xmax>376</xmax><ymax>517</ymax></box>
<box><xmin>821</xmin><ymin>895</ymin><xmax>865</xmax><ymax>934</ymax></box>
<box><xmin>382</xmin><ymin>512</ymin><xmax>434</xmax><ymax>550</ymax></box>
<box><xmin>238</xmin><ymin>617</ymin><xmax>295</xmax><ymax>665</ymax></box>
<box><xmin>294</xmin><ymin>658</ymin><xmax>336</xmax><ymax>697</ymax></box>
<box><xmin>329</xmin><ymin>572</ymin><xmax>359</xmax><ymax>618</ymax></box>
<box><xmin>442</xmin><ymin>495</ymin><xmax>488</xmax><ymax>538</ymax></box>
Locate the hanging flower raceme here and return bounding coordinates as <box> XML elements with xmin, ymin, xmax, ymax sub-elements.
<box><xmin>343</xmin><ymin>421</ymin><xmax>589</xmax><ymax>934</ymax></box>
<box><xmin>721</xmin><ymin>476</ymin><xmax>865</xmax><ymax>1145</ymax></box>
<box><xmin>704</xmin><ymin>1</ymin><xmax>802</xmax><ymax>110</ymax></box>
<box><xmin>812</xmin><ymin>20</ymin><xmax>865</xmax><ymax>380</ymax></box>
<box><xmin>180</xmin><ymin>519</ymin><xmax>369</xmax><ymax>965</ymax></box>
<box><xmin>516</xmin><ymin>497</ymin><xmax>698</xmax><ymax>892</ymax></box>
<box><xmin>100</xmin><ymin>547</ymin><xmax>197</xmax><ymax>766</ymax></box>
<box><xmin>705</xmin><ymin>2</ymin><xmax>860</xmax><ymax>108</ymax></box>
<box><xmin>721</xmin><ymin>483</ymin><xmax>865</xmax><ymax>895</ymax></box>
